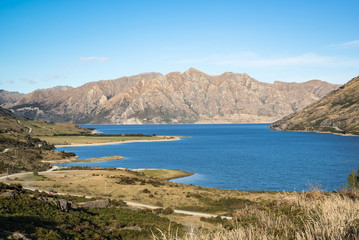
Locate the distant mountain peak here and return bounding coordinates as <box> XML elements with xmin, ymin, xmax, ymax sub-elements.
<box><xmin>185</xmin><ymin>68</ymin><xmax>205</xmax><ymax>74</ymax></box>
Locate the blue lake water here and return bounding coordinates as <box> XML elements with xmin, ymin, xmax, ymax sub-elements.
<box><xmin>57</xmin><ymin>124</ymin><xmax>359</xmax><ymax>192</ymax></box>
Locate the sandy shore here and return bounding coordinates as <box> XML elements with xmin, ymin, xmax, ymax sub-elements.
<box><xmin>55</xmin><ymin>136</ymin><xmax>181</xmax><ymax>148</ymax></box>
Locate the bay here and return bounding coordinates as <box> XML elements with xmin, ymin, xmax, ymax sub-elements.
<box><xmin>57</xmin><ymin>124</ymin><xmax>359</xmax><ymax>192</ymax></box>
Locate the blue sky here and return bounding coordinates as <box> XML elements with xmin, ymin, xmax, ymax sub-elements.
<box><xmin>1</xmin><ymin>0</ymin><xmax>358</xmax><ymax>93</ymax></box>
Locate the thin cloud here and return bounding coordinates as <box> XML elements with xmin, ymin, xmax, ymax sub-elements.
<box><xmin>328</xmin><ymin>40</ymin><xmax>359</xmax><ymax>48</ymax></box>
<box><xmin>7</xmin><ymin>80</ymin><xmax>14</xmax><ymax>84</ymax></box>
<box><xmin>42</xmin><ymin>74</ymin><xmax>67</xmax><ymax>82</ymax></box>
<box><xmin>19</xmin><ymin>78</ymin><xmax>37</xmax><ymax>84</ymax></box>
<box><xmin>80</xmin><ymin>56</ymin><xmax>109</xmax><ymax>62</ymax></box>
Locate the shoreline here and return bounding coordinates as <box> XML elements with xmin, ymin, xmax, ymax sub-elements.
<box><xmin>55</xmin><ymin>136</ymin><xmax>181</xmax><ymax>148</ymax></box>
<box><xmin>270</xmin><ymin>127</ymin><xmax>359</xmax><ymax>137</ymax></box>
<box><xmin>80</xmin><ymin>122</ymin><xmax>273</xmax><ymax>126</ymax></box>
<box><xmin>51</xmin><ymin>135</ymin><xmax>192</xmax><ymax>181</ymax></box>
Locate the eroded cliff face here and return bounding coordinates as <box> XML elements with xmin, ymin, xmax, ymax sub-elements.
<box><xmin>270</xmin><ymin>76</ymin><xmax>359</xmax><ymax>135</ymax></box>
<box><xmin>6</xmin><ymin>68</ymin><xmax>339</xmax><ymax>124</ymax></box>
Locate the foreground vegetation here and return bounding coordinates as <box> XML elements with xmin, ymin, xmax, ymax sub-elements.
<box><xmin>153</xmin><ymin>189</ymin><xmax>359</xmax><ymax>240</ymax></box>
<box><xmin>0</xmin><ymin>183</ymin><xmax>184</xmax><ymax>239</ymax></box>
<box><xmin>3</xmin><ymin>169</ymin><xmax>359</xmax><ymax>240</ymax></box>
<box><xmin>3</xmin><ymin>167</ymin><xmax>275</xmax><ymax>217</ymax></box>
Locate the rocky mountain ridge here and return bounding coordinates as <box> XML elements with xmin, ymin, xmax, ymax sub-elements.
<box><xmin>3</xmin><ymin>68</ymin><xmax>340</xmax><ymax>124</ymax></box>
<box><xmin>270</xmin><ymin>75</ymin><xmax>359</xmax><ymax>135</ymax></box>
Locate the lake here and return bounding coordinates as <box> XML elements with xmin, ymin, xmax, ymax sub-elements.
<box><xmin>57</xmin><ymin>124</ymin><xmax>359</xmax><ymax>192</ymax></box>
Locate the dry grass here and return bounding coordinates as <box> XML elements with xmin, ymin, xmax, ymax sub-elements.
<box><xmin>153</xmin><ymin>190</ymin><xmax>359</xmax><ymax>240</ymax></box>
<box><xmin>20</xmin><ymin>119</ymin><xmax>91</xmax><ymax>136</ymax></box>
<box><xmin>41</xmin><ymin>155</ymin><xmax>125</xmax><ymax>164</ymax></box>
<box><xmin>135</xmin><ymin>169</ymin><xmax>194</xmax><ymax>180</ymax></box>
<box><xmin>3</xmin><ymin>169</ymin><xmax>281</xmax><ymax>215</ymax></box>
<box><xmin>7</xmin><ymin>168</ymin><xmax>358</xmax><ymax>239</ymax></box>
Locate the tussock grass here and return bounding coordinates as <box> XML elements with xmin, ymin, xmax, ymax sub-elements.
<box><xmin>153</xmin><ymin>190</ymin><xmax>359</xmax><ymax>240</ymax></box>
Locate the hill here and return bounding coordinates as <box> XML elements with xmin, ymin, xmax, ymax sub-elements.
<box><xmin>0</xmin><ymin>106</ymin><xmax>91</xmax><ymax>135</ymax></box>
<box><xmin>0</xmin><ymin>106</ymin><xmax>91</xmax><ymax>174</ymax></box>
<box><xmin>4</xmin><ymin>69</ymin><xmax>339</xmax><ymax>124</ymax></box>
<box><xmin>0</xmin><ymin>90</ymin><xmax>24</xmax><ymax>107</ymax></box>
<box><xmin>270</xmin><ymin>76</ymin><xmax>359</xmax><ymax>135</ymax></box>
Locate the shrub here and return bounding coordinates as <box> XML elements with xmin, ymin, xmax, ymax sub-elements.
<box><xmin>142</xmin><ymin>189</ymin><xmax>151</xmax><ymax>194</ymax></box>
<box><xmin>347</xmin><ymin>168</ymin><xmax>359</xmax><ymax>189</ymax></box>
<box><xmin>162</xmin><ymin>207</ymin><xmax>174</xmax><ymax>215</ymax></box>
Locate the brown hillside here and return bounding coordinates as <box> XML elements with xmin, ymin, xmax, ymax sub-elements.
<box><xmin>270</xmin><ymin>76</ymin><xmax>359</xmax><ymax>135</ymax></box>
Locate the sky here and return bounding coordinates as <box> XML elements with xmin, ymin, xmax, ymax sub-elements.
<box><xmin>1</xmin><ymin>0</ymin><xmax>359</xmax><ymax>93</ymax></box>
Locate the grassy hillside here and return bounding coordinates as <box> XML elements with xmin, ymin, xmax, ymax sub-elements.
<box><xmin>0</xmin><ymin>106</ymin><xmax>91</xmax><ymax>174</ymax></box>
<box><xmin>270</xmin><ymin>76</ymin><xmax>359</xmax><ymax>135</ymax></box>
<box><xmin>0</xmin><ymin>106</ymin><xmax>91</xmax><ymax>135</ymax></box>
<box><xmin>0</xmin><ymin>107</ymin><xmax>178</xmax><ymax>174</ymax></box>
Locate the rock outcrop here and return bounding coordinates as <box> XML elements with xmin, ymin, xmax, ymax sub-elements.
<box><xmin>270</xmin><ymin>76</ymin><xmax>359</xmax><ymax>135</ymax></box>
<box><xmin>4</xmin><ymin>69</ymin><xmax>340</xmax><ymax>124</ymax></box>
<box><xmin>37</xmin><ymin>196</ymin><xmax>70</xmax><ymax>212</ymax></box>
<box><xmin>73</xmin><ymin>199</ymin><xmax>110</xmax><ymax>209</ymax></box>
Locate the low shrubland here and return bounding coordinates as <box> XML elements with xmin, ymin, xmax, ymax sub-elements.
<box><xmin>0</xmin><ymin>183</ymin><xmax>184</xmax><ymax>240</ymax></box>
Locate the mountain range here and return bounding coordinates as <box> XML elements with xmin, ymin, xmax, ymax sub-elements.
<box><xmin>1</xmin><ymin>68</ymin><xmax>340</xmax><ymax>124</ymax></box>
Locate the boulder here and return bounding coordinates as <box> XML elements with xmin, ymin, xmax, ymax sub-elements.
<box><xmin>76</xmin><ymin>199</ymin><xmax>110</xmax><ymax>209</ymax></box>
<box><xmin>0</xmin><ymin>190</ymin><xmax>17</xmax><ymax>199</ymax></box>
<box><xmin>51</xmin><ymin>198</ymin><xmax>70</xmax><ymax>212</ymax></box>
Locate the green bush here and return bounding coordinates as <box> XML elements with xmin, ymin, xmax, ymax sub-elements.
<box><xmin>347</xmin><ymin>168</ymin><xmax>359</xmax><ymax>189</ymax></box>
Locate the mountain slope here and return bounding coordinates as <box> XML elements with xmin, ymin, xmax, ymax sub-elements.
<box><xmin>7</xmin><ymin>69</ymin><xmax>339</xmax><ymax>124</ymax></box>
<box><xmin>270</xmin><ymin>76</ymin><xmax>359</xmax><ymax>135</ymax></box>
<box><xmin>0</xmin><ymin>89</ymin><xmax>24</xmax><ymax>107</ymax></box>
<box><xmin>0</xmin><ymin>106</ymin><xmax>91</xmax><ymax>174</ymax></box>
<box><xmin>0</xmin><ymin>106</ymin><xmax>91</xmax><ymax>135</ymax></box>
